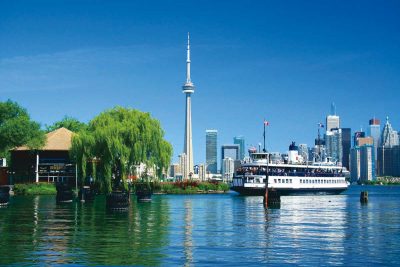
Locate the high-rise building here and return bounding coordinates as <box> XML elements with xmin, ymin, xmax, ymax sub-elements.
<box><xmin>206</xmin><ymin>130</ymin><xmax>218</xmax><ymax>174</ymax></box>
<box><xmin>357</xmin><ymin>137</ymin><xmax>374</xmax><ymax>146</ymax></box>
<box><xmin>169</xmin><ymin>163</ymin><xmax>180</xmax><ymax>179</ymax></box>
<box><xmin>198</xmin><ymin>164</ymin><xmax>206</xmax><ymax>181</ymax></box>
<box><xmin>341</xmin><ymin>128</ymin><xmax>351</xmax><ymax>170</ymax></box>
<box><xmin>380</xmin><ymin>117</ymin><xmax>399</xmax><ymax>148</ymax></box>
<box><xmin>326</xmin><ymin>115</ymin><xmax>340</xmax><ymax>131</ymax></box>
<box><xmin>233</xmin><ymin>136</ymin><xmax>245</xmax><ymax>160</ymax></box>
<box><xmin>221</xmin><ymin>144</ymin><xmax>240</xmax><ymax>161</ymax></box>
<box><xmin>350</xmin><ymin>144</ymin><xmax>376</xmax><ymax>183</ymax></box>
<box><xmin>377</xmin><ymin>146</ymin><xmax>400</xmax><ymax>177</ymax></box>
<box><xmin>350</xmin><ymin>147</ymin><xmax>361</xmax><ymax>182</ymax></box>
<box><xmin>221</xmin><ymin>144</ymin><xmax>240</xmax><ymax>176</ymax></box>
<box><xmin>182</xmin><ymin>33</ymin><xmax>195</xmax><ymax>180</ymax></box>
<box><xmin>298</xmin><ymin>144</ymin><xmax>309</xmax><ymax>162</ymax></box>
<box><xmin>326</xmin><ymin>102</ymin><xmax>340</xmax><ymax>131</ymax></box>
<box><xmin>325</xmin><ymin>128</ymin><xmax>342</xmax><ymax>164</ymax></box>
<box><xmin>368</xmin><ymin>118</ymin><xmax>381</xmax><ymax>157</ymax></box>
<box><xmin>360</xmin><ymin>145</ymin><xmax>376</xmax><ymax>182</ymax></box>
<box><xmin>222</xmin><ymin>157</ymin><xmax>235</xmax><ymax>182</ymax></box>
<box><xmin>178</xmin><ymin>153</ymin><xmax>187</xmax><ymax>181</ymax></box>
<box><xmin>353</xmin><ymin>131</ymin><xmax>365</xmax><ymax>147</ymax></box>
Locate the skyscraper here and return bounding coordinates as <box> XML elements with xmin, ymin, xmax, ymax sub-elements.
<box><xmin>353</xmin><ymin>131</ymin><xmax>365</xmax><ymax>147</ymax></box>
<box><xmin>326</xmin><ymin>103</ymin><xmax>340</xmax><ymax>131</ymax></box>
<box><xmin>182</xmin><ymin>33</ymin><xmax>195</xmax><ymax>179</ymax></box>
<box><xmin>222</xmin><ymin>157</ymin><xmax>235</xmax><ymax>182</ymax></box>
<box><xmin>380</xmin><ymin>117</ymin><xmax>399</xmax><ymax>148</ymax></box>
<box><xmin>233</xmin><ymin>136</ymin><xmax>245</xmax><ymax>160</ymax></box>
<box><xmin>341</xmin><ymin>128</ymin><xmax>351</xmax><ymax>170</ymax></box>
<box><xmin>351</xmin><ymin>144</ymin><xmax>376</xmax><ymax>183</ymax></box>
<box><xmin>206</xmin><ymin>130</ymin><xmax>218</xmax><ymax>174</ymax></box>
<box><xmin>221</xmin><ymin>144</ymin><xmax>240</xmax><ymax>161</ymax></box>
<box><xmin>325</xmin><ymin>128</ymin><xmax>342</xmax><ymax>164</ymax></box>
<box><xmin>377</xmin><ymin>117</ymin><xmax>400</xmax><ymax>177</ymax></box>
<box><xmin>368</xmin><ymin>118</ymin><xmax>381</xmax><ymax>151</ymax></box>
<box><xmin>298</xmin><ymin>144</ymin><xmax>309</xmax><ymax>162</ymax></box>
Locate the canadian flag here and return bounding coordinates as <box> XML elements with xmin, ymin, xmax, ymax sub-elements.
<box><xmin>264</xmin><ymin>120</ymin><xmax>269</xmax><ymax>126</ymax></box>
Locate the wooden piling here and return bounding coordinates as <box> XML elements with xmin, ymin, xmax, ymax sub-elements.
<box><xmin>360</xmin><ymin>191</ymin><xmax>368</xmax><ymax>203</ymax></box>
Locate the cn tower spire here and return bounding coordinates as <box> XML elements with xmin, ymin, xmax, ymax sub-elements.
<box><xmin>186</xmin><ymin>32</ymin><xmax>192</xmax><ymax>85</ymax></box>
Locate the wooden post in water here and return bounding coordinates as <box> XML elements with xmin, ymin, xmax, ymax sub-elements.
<box><xmin>263</xmin><ymin>184</ymin><xmax>268</xmax><ymax>208</ymax></box>
<box><xmin>360</xmin><ymin>191</ymin><xmax>368</xmax><ymax>203</ymax></box>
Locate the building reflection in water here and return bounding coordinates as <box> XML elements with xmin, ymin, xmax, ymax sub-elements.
<box><xmin>184</xmin><ymin>199</ymin><xmax>193</xmax><ymax>266</ymax></box>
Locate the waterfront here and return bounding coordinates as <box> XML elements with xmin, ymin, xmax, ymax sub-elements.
<box><xmin>0</xmin><ymin>186</ymin><xmax>399</xmax><ymax>266</ymax></box>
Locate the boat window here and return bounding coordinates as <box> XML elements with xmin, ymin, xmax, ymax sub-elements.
<box><xmin>274</xmin><ymin>179</ymin><xmax>277</xmax><ymax>183</ymax></box>
<box><xmin>286</xmin><ymin>179</ymin><xmax>289</xmax><ymax>183</ymax></box>
<box><xmin>278</xmin><ymin>179</ymin><xmax>281</xmax><ymax>183</ymax></box>
<box><xmin>289</xmin><ymin>179</ymin><xmax>292</xmax><ymax>183</ymax></box>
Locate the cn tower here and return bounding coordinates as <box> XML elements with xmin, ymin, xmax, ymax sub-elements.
<box><xmin>182</xmin><ymin>33</ymin><xmax>194</xmax><ymax>179</ymax></box>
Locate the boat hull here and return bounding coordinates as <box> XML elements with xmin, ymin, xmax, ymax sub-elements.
<box><xmin>231</xmin><ymin>186</ymin><xmax>348</xmax><ymax>196</ymax></box>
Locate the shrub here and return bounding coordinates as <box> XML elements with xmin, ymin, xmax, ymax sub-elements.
<box><xmin>14</xmin><ymin>183</ymin><xmax>57</xmax><ymax>195</ymax></box>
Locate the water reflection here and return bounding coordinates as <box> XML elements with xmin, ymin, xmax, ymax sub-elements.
<box><xmin>0</xmin><ymin>195</ymin><xmax>170</xmax><ymax>266</ymax></box>
<box><xmin>183</xmin><ymin>200</ymin><xmax>193</xmax><ymax>266</ymax></box>
<box><xmin>1</xmin><ymin>187</ymin><xmax>400</xmax><ymax>266</ymax></box>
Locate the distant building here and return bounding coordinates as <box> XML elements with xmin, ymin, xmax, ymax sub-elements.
<box><xmin>233</xmin><ymin>136</ymin><xmax>245</xmax><ymax>160</ymax></box>
<box><xmin>206</xmin><ymin>130</ymin><xmax>218</xmax><ymax>174</ymax></box>
<box><xmin>353</xmin><ymin>131</ymin><xmax>365</xmax><ymax>147</ymax></box>
<box><xmin>221</xmin><ymin>144</ymin><xmax>240</xmax><ymax>162</ymax></box>
<box><xmin>326</xmin><ymin>115</ymin><xmax>340</xmax><ymax>131</ymax></box>
<box><xmin>380</xmin><ymin>117</ymin><xmax>399</xmax><ymax>148</ymax></box>
<box><xmin>357</xmin><ymin>137</ymin><xmax>374</xmax><ymax>147</ymax></box>
<box><xmin>376</xmin><ymin>117</ymin><xmax>400</xmax><ymax>177</ymax></box>
<box><xmin>377</xmin><ymin>146</ymin><xmax>400</xmax><ymax>177</ymax></box>
<box><xmin>325</xmin><ymin>128</ymin><xmax>342</xmax><ymax>164</ymax></box>
<box><xmin>341</xmin><ymin>128</ymin><xmax>351</xmax><ymax>170</ymax></box>
<box><xmin>169</xmin><ymin>163</ymin><xmax>180</xmax><ymax>178</ymax></box>
<box><xmin>350</xmin><ymin>147</ymin><xmax>361</xmax><ymax>182</ymax></box>
<box><xmin>350</xmin><ymin>145</ymin><xmax>376</xmax><ymax>182</ymax></box>
<box><xmin>179</xmin><ymin>153</ymin><xmax>187</xmax><ymax>180</ymax></box>
<box><xmin>198</xmin><ymin>164</ymin><xmax>206</xmax><ymax>181</ymax></box>
<box><xmin>326</xmin><ymin>102</ymin><xmax>340</xmax><ymax>131</ymax></box>
<box><xmin>222</xmin><ymin>157</ymin><xmax>235</xmax><ymax>182</ymax></box>
<box><xmin>298</xmin><ymin>144</ymin><xmax>309</xmax><ymax>162</ymax></box>
<box><xmin>368</xmin><ymin>118</ymin><xmax>381</xmax><ymax>158</ymax></box>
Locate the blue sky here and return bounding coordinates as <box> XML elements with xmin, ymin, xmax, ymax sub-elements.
<box><xmin>1</xmin><ymin>0</ymin><xmax>399</xmax><ymax>167</ymax></box>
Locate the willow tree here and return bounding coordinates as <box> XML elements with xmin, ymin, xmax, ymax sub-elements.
<box><xmin>70</xmin><ymin>107</ymin><xmax>172</xmax><ymax>193</ymax></box>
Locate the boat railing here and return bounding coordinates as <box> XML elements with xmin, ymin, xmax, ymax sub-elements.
<box><xmin>236</xmin><ymin>171</ymin><xmax>344</xmax><ymax>178</ymax></box>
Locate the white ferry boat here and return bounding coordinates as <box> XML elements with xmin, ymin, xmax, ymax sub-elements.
<box><xmin>231</xmin><ymin>145</ymin><xmax>349</xmax><ymax>196</ymax></box>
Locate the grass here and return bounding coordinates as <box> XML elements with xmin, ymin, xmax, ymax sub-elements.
<box><xmin>14</xmin><ymin>182</ymin><xmax>57</xmax><ymax>195</ymax></box>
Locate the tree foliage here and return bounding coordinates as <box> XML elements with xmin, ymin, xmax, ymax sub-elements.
<box><xmin>46</xmin><ymin>116</ymin><xmax>87</xmax><ymax>133</ymax></box>
<box><xmin>70</xmin><ymin>106</ymin><xmax>173</xmax><ymax>193</ymax></box>
<box><xmin>0</xmin><ymin>100</ymin><xmax>45</xmax><ymax>157</ymax></box>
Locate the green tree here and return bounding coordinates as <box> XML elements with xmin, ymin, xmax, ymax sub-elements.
<box><xmin>0</xmin><ymin>100</ymin><xmax>45</xmax><ymax>158</ymax></box>
<box><xmin>45</xmin><ymin>115</ymin><xmax>87</xmax><ymax>133</ymax></box>
<box><xmin>70</xmin><ymin>106</ymin><xmax>173</xmax><ymax>193</ymax></box>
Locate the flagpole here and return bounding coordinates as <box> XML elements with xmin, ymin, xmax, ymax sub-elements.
<box><xmin>263</xmin><ymin>120</ymin><xmax>266</xmax><ymax>152</ymax></box>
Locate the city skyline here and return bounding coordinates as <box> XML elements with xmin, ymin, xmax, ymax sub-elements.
<box><xmin>1</xmin><ymin>1</ymin><xmax>399</xmax><ymax>164</ymax></box>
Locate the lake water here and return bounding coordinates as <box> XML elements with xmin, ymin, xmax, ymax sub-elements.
<box><xmin>0</xmin><ymin>185</ymin><xmax>399</xmax><ymax>266</ymax></box>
